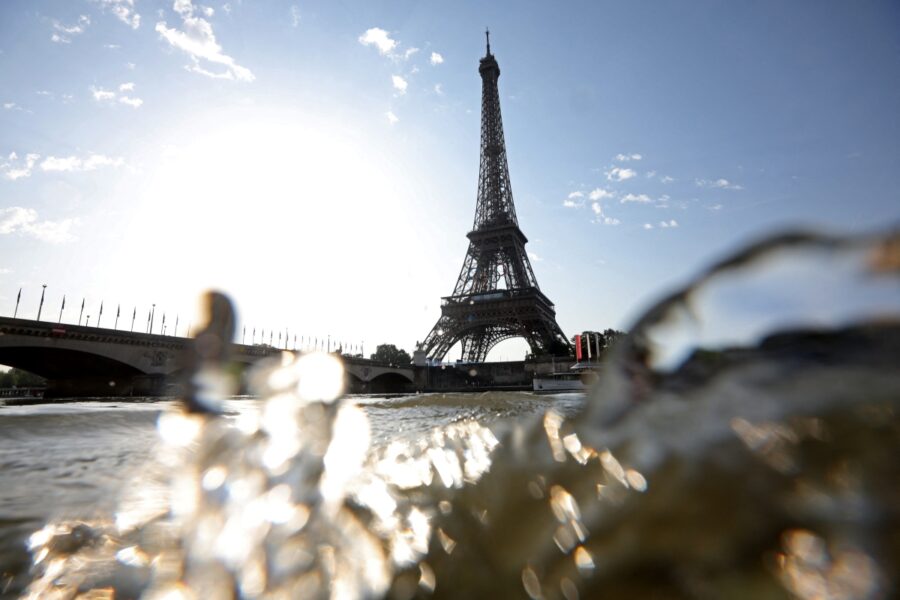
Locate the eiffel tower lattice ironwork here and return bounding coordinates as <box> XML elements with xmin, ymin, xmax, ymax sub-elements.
<box><xmin>419</xmin><ymin>31</ymin><xmax>571</xmax><ymax>363</ymax></box>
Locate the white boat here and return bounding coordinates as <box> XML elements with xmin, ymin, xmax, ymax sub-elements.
<box><xmin>533</xmin><ymin>363</ymin><xmax>600</xmax><ymax>393</ymax></box>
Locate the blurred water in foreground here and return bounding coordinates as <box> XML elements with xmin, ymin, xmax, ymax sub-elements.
<box><xmin>6</xmin><ymin>229</ymin><xmax>900</xmax><ymax>599</ymax></box>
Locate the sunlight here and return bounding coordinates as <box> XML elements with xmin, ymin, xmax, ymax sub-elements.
<box><xmin>109</xmin><ymin>105</ymin><xmax>430</xmax><ymax>343</ymax></box>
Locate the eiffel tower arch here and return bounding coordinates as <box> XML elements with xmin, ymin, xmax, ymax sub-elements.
<box><xmin>419</xmin><ymin>32</ymin><xmax>571</xmax><ymax>363</ymax></box>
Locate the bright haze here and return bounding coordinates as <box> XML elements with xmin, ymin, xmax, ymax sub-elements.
<box><xmin>1</xmin><ymin>0</ymin><xmax>898</xmax><ymax>361</ymax></box>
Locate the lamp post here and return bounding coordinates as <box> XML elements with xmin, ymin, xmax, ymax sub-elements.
<box><xmin>86</xmin><ymin>314</ymin><xmax>91</xmax><ymax>326</ymax></box>
<box><xmin>36</xmin><ymin>284</ymin><xmax>47</xmax><ymax>321</ymax></box>
<box><xmin>149</xmin><ymin>304</ymin><xmax>156</xmax><ymax>334</ymax></box>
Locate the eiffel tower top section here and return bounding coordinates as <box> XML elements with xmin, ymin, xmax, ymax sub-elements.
<box><xmin>473</xmin><ymin>28</ymin><xmax>519</xmax><ymax>232</ymax></box>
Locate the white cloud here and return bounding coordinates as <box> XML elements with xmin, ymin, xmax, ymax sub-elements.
<box><xmin>590</xmin><ymin>201</ymin><xmax>620</xmax><ymax>225</ymax></box>
<box><xmin>91</xmin><ymin>87</ymin><xmax>117</xmax><ymax>101</ymax></box>
<box><xmin>39</xmin><ymin>153</ymin><xmax>124</xmax><ymax>173</ymax></box>
<box><xmin>660</xmin><ymin>175</ymin><xmax>675</xmax><ymax>183</ymax></box>
<box><xmin>403</xmin><ymin>47</ymin><xmax>419</xmax><ymax>60</ymax></box>
<box><xmin>434</xmin><ymin>83</ymin><xmax>444</xmax><ymax>96</ymax></box>
<box><xmin>201</xmin><ymin>5</ymin><xmax>214</xmax><ymax>17</ymax></box>
<box><xmin>696</xmin><ymin>178</ymin><xmax>743</xmax><ymax>190</ymax></box>
<box><xmin>94</xmin><ymin>0</ymin><xmax>141</xmax><ymax>29</ymax></box>
<box><xmin>290</xmin><ymin>5</ymin><xmax>301</xmax><ymax>27</ymax></box>
<box><xmin>0</xmin><ymin>207</ymin><xmax>78</xmax><ymax>243</ymax></box>
<box><xmin>1</xmin><ymin>153</ymin><xmax>40</xmax><ymax>180</ymax></box>
<box><xmin>707</xmin><ymin>204</ymin><xmax>723</xmax><ymax>211</ymax></box>
<box><xmin>386</xmin><ymin>111</ymin><xmax>399</xmax><ymax>125</ymax></box>
<box><xmin>588</xmin><ymin>187</ymin><xmax>614</xmax><ymax>201</ymax></box>
<box><xmin>156</xmin><ymin>0</ymin><xmax>254</xmax><ymax>82</ymax></box>
<box><xmin>528</xmin><ymin>252</ymin><xmax>542</xmax><ymax>262</ymax></box>
<box><xmin>0</xmin><ymin>207</ymin><xmax>36</xmax><ymax>233</ymax></box>
<box><xmin>51</xmin><ymin>15</ymin><xmax>91</xmax><ymax>42</ymax></box>
<box><xmin>614</xmin><ymin>153</ymin><xmax>642</xmax><ymax>162</ymax></box>
<box><xmin>3</xmin><ymin>102</ymin><xmax>22</xmax><ymax>111</ymax></box>
<box><xmin>620</xmin><ymin>193</ymin><xmax>652</xmax><ymax>203</ymax></box>
<box><xmin>40</xmin><ymin>156</ymin><xmax>82</xmax><ymax>172</ymax></box>
<box><xmin>391</xmin><ymin>75</ymin><xmax>408</xmax><ymax>94</ymax></box>
<box><xmin>430</xmin><ymin>51</ymin><xmax>444</xmax><ymax>65</ymax></box>
<box><xmin>659</xmin><ymin>219</ymin><xmax>679</xmax><ymax>228</ymax></box>
<box><xmin>605</xmin><ymin>166</ymin><xmax>637</xmax><ymax>182</ymax></box>
<box><xmin>91</xmin><ymin>84</ymin><xmax>143</xmax><ymax>107</ymax></box>
<box><xmin>643</xmin><ymin>223</ymin><xmax>654</xmax><ymax>230</ymax></box>
<box><xmin>222</xmin><ymin>4</ymin><xmax>231</xmax><ymax>15</ymax></box>
<box><xmin>563</xmin><ymin>192</ymin><xmax>583</xmax><ymax>208</ymax></box>
<box><xmin>358</xmin><ymin>28</ymin><xmax>397</xmax><ymax>56</ymax></box>
<box><xmin>645</xmin><ymin>170</ymin><xmax>656</xmax><ymax>179</ymax></box>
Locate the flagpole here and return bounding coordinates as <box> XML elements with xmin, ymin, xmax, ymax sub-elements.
<box><xmin>97</xmin><ymin>301</ymin><xmax>104</xmax><ymax>328</ymax></box>
<box><xmin>175</xmin><ymin>316</ymin><xmax>179</xmax><ymax>337</ymax></box>
<box><xmin>115</xmin><ymin>304</ymin><xmax>120</xmax><ymax>330</ymax></box>
<box><xmin>78</xmin><ymin>298</ymin><xmax>85</xmax><ymax>325</ymax></box>
<box><xmin>14</xmin><ymin>288</ymin><xmax>21</xmax><ymax>318</ymax></box>
<box><xmin>58</xmin><ymin>294</ymin><xmax>65</xmax><ymax>323</ymax></box>
<box><xmin>131</xmin><ymin>307</ymin><xmax>136</xmax><ymax>332</ymax></box>
<box><xmin>36</xmin><ymin>284</ymin><xmax>47</xmax><ymax>321</ymax></box>
<box><xmin>149</xmin><ymin>304</ymin><xmax>156</xmax><ymax>334</ymax></box>
<box><xmin>242</xmin><ymin>326</ymin><xmax>246</xmax><ymax>344</ymax></box>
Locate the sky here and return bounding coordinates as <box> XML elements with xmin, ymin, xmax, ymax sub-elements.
<box><xmin>1</xmin><ymin>0</ymin><xmax>899</xmax><ymax>362</ymax></box>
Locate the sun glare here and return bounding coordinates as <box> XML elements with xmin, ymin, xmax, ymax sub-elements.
<box><xmin>106</xmin><ymin>106</ymin><xmax>431</xmax><ymax>345</ymax></box>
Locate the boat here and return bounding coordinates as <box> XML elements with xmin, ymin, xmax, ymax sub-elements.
<box><xmin>533</xmin><ymin>362</ymin><xmax>600</xmax><ymax>393</ymax></box>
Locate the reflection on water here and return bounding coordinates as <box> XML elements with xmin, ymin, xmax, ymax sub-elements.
<box><xmin>6</xmin><ymin>229</ymin><xmax>900</xmax><ymax>599</ymax></box>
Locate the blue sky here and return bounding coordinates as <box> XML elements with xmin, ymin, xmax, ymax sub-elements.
<box><xmin>1</xmin><ymin>0</ymin><xmax>898</xmax><ymax>360</ymax></box>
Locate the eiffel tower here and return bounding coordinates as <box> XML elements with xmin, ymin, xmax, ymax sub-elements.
<box><xmin>419</xmin><ymin>31</ymin><xmax>570</xmax><ymax>363</ymax></box>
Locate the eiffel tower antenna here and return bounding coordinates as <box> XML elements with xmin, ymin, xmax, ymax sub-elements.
<box><xmin>419</xmin><ymin>34</ymin><xmax>570</xmax><ymax>363</ymax></box>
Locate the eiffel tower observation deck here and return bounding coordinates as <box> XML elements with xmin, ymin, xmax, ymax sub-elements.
<box><xmin>419</xmin><ymin>31</ymin><xmax>571</xmax><ymax>363</ymax></box>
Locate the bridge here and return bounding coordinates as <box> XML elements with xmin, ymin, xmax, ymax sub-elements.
<box><xmin>0</xmin><ymin>316</ymin><xmax>415</xmax><ymax>398</ymax></box>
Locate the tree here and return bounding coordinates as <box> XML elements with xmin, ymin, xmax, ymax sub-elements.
<box><xmin>570</xmin><ymin>329</ymin><xmax>626</xmax><ymax>359</ymax></box>
<box><xmin>370</xmin><ymin>344</ymin><xmax>412</xmax><ymax>365</ymax></box>
<box><xmin>0</xmin><ymin>367</ymin><xmax>47</xmax><ymax>388</ymax></box>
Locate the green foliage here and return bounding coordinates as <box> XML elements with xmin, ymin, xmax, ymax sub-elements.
<box><xmin>369</xmin><ymin>344</ymin><xmax>412</xmax><ymax>365</ymax></box>
<box><xmin>570</xmin><ymin>328</ymin><xmax>626</xmax><ymax>358</ymax></box>
<box><xmin>0</xmin><ymin>367</ymin><xmax>46</xmax><ymax>388</ymax></box>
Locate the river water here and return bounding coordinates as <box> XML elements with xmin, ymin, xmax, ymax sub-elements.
<box><xmin>2</xmin><ymin>230</ymin><xmax>899</xmax><ymax>599</ymax></box>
